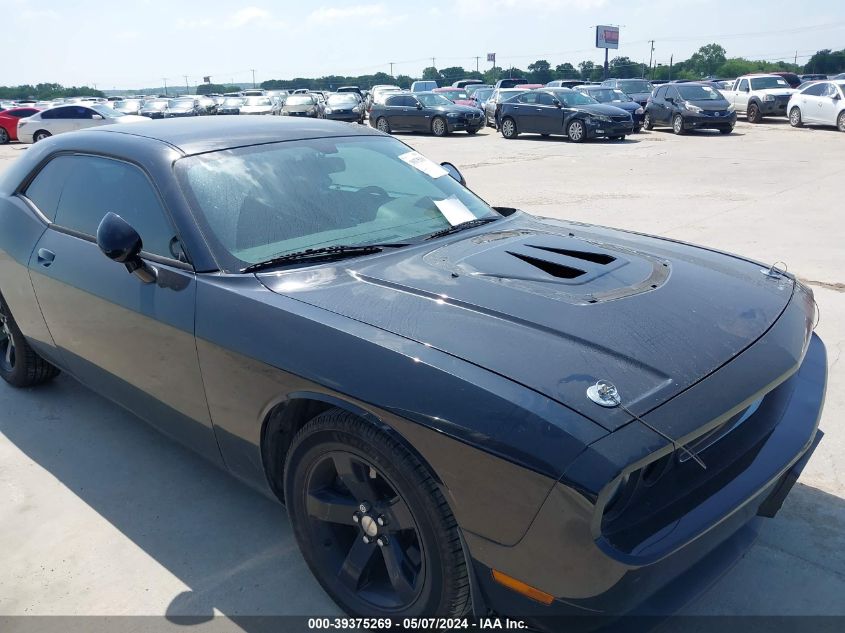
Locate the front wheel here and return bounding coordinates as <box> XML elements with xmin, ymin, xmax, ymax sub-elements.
<box><xmin>0</xmin><ymin>294</ymin><xmax>60</xmax><ymax>387</ymax></box>
<box><xmin>567</xmin><ymin>119</ymin><xmax>586</xmax><ymax>142</ymax></box>
<box><xmin>837</xmin><ymin>111</ymin><xmax>845</xmax><ymax>133</ymax></box>
<box><xmin>375</xmin><ymin>117</ymin><xmax>390</xmax><ymax>134</ymax></box>
<box><xmin>431</xmin><ymin>116</ymin><xmax>448</xmax><ymax>137</ymax></box>
<box><xmin>789</xmin><ymin>107</ymin><xmax>803</xmax><ymax>127</ymax></box>
<box><xmin>284</xmin><ymin>409</ymin><xmax>471</xmax><ymax>619</ymax></box>
<box><xmin>747</xmin><ymin>103</ymin><xmax>762</xmax><ymax>124</ymax></box>
<box><xmin>672</xmin><ymin>114</ymin><xmax>685</xmax><ymax>135</ymax></box>
<box><xmin>0</xmin><ymin>128</ymin><xmax>9</xmax><ymax>144</ymax></box>
<box><xmin>642</xmin><ymin>112</ymin><xmax>654</xmax><ymax>130</ymax></box>
<box><xmin>500</xmin><ymin>117</ymin><xmax>518</xmax><ymax>139</ymax></box>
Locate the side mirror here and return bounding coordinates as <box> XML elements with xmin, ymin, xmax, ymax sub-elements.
<box><xmin>92</xmin><ymin>114</ymin><xmax>104</xmax><ymax>120</ymax></box>
<box><xmin>96</xmin><ymin>212</ymin><xmax>157</xmax><ymax>283</ymax></box>
<box><xmin>416</xmin><ymin>103</ymin><xmax>423</xmax><ymax>110</ymax></box>
<box><xmin>665</xmin><ymin>97</ymin><xmax>674</xmax><ymax>104</ymax></box>
<box><xmin>440</xmin><ymin>162</ymin><xmax>466</xmax><ymax>187</ymax></box>
<box><xmin>832</xmin><ymin>93</ymin><xmax>841</xmax><ymax>101</ymax></box>
<box><xmin>553</xmin><ymin>99</ymin><xmax>562</xmax><ymax>108</ymax></box>
<box><xmin>743</xmin><ymin>86</ymin><xmax>750</xmax><ymax>92</ymax></box>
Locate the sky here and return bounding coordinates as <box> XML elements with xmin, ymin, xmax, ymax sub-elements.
<box><xmin>5</xmin><ymin>0</ymin><xmax>844</xmax><ymax>89</ymax></box>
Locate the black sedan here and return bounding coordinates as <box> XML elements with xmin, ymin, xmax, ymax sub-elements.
<box><xmin>645</xmin><ymin>83</ymin><xmax>736</xmax><ymax>134</ymax></box>
<box><xmin>499</xmin><ymin>88</ymin><xmax>634</xmax><ymax>141</ymax></box>
<box><xmin>369</xmin><ymin>92</ymin><xmax>484</xmax><ymax>136</ymax></box>
<box><xmin>138</xmin><ymin>98</ymin><xmax>170</xmax><ymax>119</ymax></box>
<box><xmin>164</xmin><ymin>97</ymin><xmax>202</xmax><ymax>118</ymax></box>
<box><xmin>217</xmin><ymin>96</ymin><xmax>245</xmax><ymax>115</ymax></box>
<box><xmin>323</xmin><ymin>93</ymin><xmax>364</xmax><ymax>124</ymax></box>
<box><xmin>576</xmin><ymin>86</ymin><xmax>644</xmax><ymax>131</ymax></box>
<box><xmin>0</xmin><ymin>117</ymin><xmax>825</xmax><ymax>630</ymax></box>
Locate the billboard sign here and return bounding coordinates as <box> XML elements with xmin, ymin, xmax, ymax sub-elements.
<box><xmin>487</xmin><ymin>53</ymin><xmax>496</xmax><ymax>63</ymax></box>
<box><xmin>596</xmin><ymin>25</ymin><xmax>619</xmax><ymax>50</ymax></box>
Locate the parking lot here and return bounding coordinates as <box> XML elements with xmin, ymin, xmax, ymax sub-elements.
<box><xmin>1</xmin><ymin>118</ymin><xmax>844</xmax><ymax>627</ymax></box>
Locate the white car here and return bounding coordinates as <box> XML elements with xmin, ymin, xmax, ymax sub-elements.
<box><xmin>17</xmin><ymin>104</ymin><xmax>146</xmax><ymax>143</ymax></box>
<box><xmin>788</xmin><ymin>80</ymin><xmax>845</xmax><ymax>132</ymax></box>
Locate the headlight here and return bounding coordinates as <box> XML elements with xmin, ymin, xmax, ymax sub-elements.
<box><xmin>592</xmin><ymin>114</ymin><xmax>611</xmax><ymax>122</ymax></box>
<box><xmin>281</xmin><ymin>110</ymin><xmax>290</xmax><ymax>116</ymax></box>
<box><xmin>635</xmin><ymin>107</ymin><xmax>644</xmax><ymax>115</ymax></box>
<box><xmin>446</xmin><ymin>112</ymin><xmax>460</xmax><ymax>118</ymax></box>
<box><xmin>324</xmin><ymin>107</ymin><xmax>333</xmax><ymax>114</ymax></box>
<box><xmin>684</xmin><ymin>102</ymin><xmax>703</xmax><ymax>113</ymax></box>
<box><xmin>727</xmin><ymin>103</ymin><xmax>735</xmax><ymax>112</ymax></box>
<box><xmin>763</xmin><ymin>94</ymin><xmax>775</xmax><ymax>102</ymax></box>
<box><xmin>352</xmin><ymin>106</ymin><xmax>360</xmax><ymax>113</ymax></box>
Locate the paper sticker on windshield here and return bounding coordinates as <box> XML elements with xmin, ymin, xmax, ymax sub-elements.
<box><xmin>435</xmin><ymin>197</ymin><xmax>476</xmax><ymax>226</ymax></box>
<box><xmin>398</xmin><ymin>151</ymin><xmax>448</xmax><ymax>179</ymax></box>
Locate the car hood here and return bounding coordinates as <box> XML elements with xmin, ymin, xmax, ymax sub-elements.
<box><xmin>284</xmin><ymin>105</ymin><xmax>315</xmax><ymax>112</ymax></box>
<box><xmin>755</xmin><ymin>88</ymin><xmax>796</xmax><ymax>96</ymax></box>
<box><xmin>428</xmin><ymin>103</ymin><xmax>479</xmax><ymax>114</ymax></box>
<box><xmin>605</xmin><ymin>100</ymin><xmax>640</xmax><ymax>112</ymax></box>
<box><xmin>687</xmin><ymin>99</ymin><xmax>731</xmax><ymax>110</ymax></box>
<box><xmin>576</xmin><ymin>103</ymin><xmax>632</xmax><ymax>117</ymax></box>
<box><xmin>624</xmin><ymin>92</ymin><xmax>651</xmax><ymax>102</ymax></box>
<box><xmin>257</xmin><ymin>213</ymin><xmax>794</xmax><ymax>433</ymax></box>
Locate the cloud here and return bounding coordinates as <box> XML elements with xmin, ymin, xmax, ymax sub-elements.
<box><xmin>455</xmin><ymin>0</ymin><xmax>606</xmax><ymax>14</ymax></box>
<box><xmin>177</xmin><ymin>6</ymin><xmax>283</xmax><ymax>31</ymax></box>
<box><xmin>20</xmin><ymin>9</ymin><xmax>60</xmax><ymax>21</ymax></box>
<box><xmin>308</xmin><ymin>4</ymin><xmax>387</xmax><ymax>22</ymax></box>
<box><xmin>228</xmin><ymin>6</ymin><xmax>271</xmax><ymax>28</ymax></box>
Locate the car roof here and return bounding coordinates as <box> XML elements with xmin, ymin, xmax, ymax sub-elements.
<box><xmin>82</xmin><ymin>116</ymin><xmax>382</xmax><ymax>155</ymax></box>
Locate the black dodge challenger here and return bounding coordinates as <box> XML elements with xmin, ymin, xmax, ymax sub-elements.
<box><xmin>0</xmin><ymin>118</ymin><xmax>826</xmax><ymax>629</ymax></box>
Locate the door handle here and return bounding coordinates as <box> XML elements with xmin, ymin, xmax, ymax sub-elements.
<box><xmin>37</xmin><ymin>248</ymin><xmax>55</xmax><ymax>267</ymax></box>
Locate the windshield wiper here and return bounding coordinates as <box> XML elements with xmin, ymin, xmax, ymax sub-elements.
<box><xmin>424</xmin><ymin>217</ymin><xmax>499</xmax><ymax>241</ymax></box>
<box><xmin>241</xmin><ymin>243</ymin><xmax>406</xmax><ymax>273</ymax></box>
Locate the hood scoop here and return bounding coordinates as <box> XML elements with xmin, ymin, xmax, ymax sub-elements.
<box><xmin>425</xmin><ymin>230</ymin><xmax>669</xmax><ymax>305</ymax></box>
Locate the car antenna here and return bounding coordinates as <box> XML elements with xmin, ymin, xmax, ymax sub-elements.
<box><xmin>587</xmin><ymin>380</ymin><xmax>707</xmax><ymax>470</ymax></box>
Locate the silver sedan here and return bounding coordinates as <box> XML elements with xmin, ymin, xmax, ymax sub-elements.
<box><xmin>17</xmin><ymin>104</ymin><xmax>146</xmax><ymax>143</ymax></box>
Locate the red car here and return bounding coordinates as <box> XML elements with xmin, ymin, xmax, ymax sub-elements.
<box><xmin>432</xmin><ymin>87</ymin><xmax>476</xmax><ymax>107</ymax></box>
<box><xmin>0</xmin><ymin>107</ymin><xmax>39</xmax><ymax>143</ymax></box>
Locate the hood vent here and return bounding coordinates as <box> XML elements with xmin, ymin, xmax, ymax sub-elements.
<box><xmin>507</xmin><ymin>251</ymin><xmax>586</xmax><ymax>279</ymax></box>
<box><xmin>527</xmin><ymin>245</ymin><xmax>616</xmax><ymax>266</ymax></box>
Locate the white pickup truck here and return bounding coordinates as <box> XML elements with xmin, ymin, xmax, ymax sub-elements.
<box><xmin>722</xmin><ymin>74</ymin><xmax>796</xmax><ymax>123</ymax></box>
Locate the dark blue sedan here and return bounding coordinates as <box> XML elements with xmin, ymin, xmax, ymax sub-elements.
<box><xmin>576</xmin><ymin>85</ymin><xmax>645</xmax><ymax>131</ymax></box>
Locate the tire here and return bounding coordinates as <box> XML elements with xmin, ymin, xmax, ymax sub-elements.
<box><xmin>672</xmin><ymin>114</ymin><xmax>685</xmax><ymax>135</ymax></box>
<box><xmin>466</xmin><ymin>127</ymin><xmax>479</xmax><ymax>135</ymax></box>
<box><xmin>284</xmin><ymin>409</ymin><xmax>470</xmax><ymax>619</ymax></box>
<box><xmin>789</xmin><ymin>107</ymin><xmax>803</xmax><ymax>128</ymax></box>
<box><xmin>500</xmin><ymin>117</ymin><xmax>518</xmax><ymax>139</ymax></box>
<box><xmin>0</xmin><ymin>294</ymin><xmax>60</xmax><ymax>388</ymax></box>
<box><xmin>540</xmin><ymin>133</ymin><xmax>550</xmax><ymax>137</ymax></box>
<box><xmin>642</xmin><ymin>112</ymin><xmax>654</xmax><ymax>130</ymax></box>
<box><xmin>0</xmin><ymin>127</ymin><xmax>8</xmax><ymax>144</ymax></box>
<box><xmin>719</xmin><ymin>126</ymin><xmax>733</xmax><ymax>135</ymax></box>
<box><xmin>33</xmin><ymin>130</ymin><xmax>51</xmax><ymax>142</ymax></box>
<box><xmin>431</xmin><ymin>116</ymin><xmax>448</xmax><ymax>137</ymax></box>
<box><xmin>567</xmin><ymin>119</ymin><xmax>586</xmax><ymax>143</ymax></box>
<box><xmin>747</xmin><ymin>102</ymin><xmax>762</xmax><ymax>124</ymax></box>
<box><xmin>633</xmin><ymin>126</ymin><xmax>642</xmax><ymax>133</ymax></box>
<box><xmin>837</xmin><ymin>111</ymin><xmax>845</xmax><ymax>133</ymax></box>
<box><xmin>375</xmin><ymin>117</ymin><xmax>390</xmax><ymax>134</ymax></box>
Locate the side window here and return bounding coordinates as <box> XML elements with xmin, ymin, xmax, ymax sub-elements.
<box><xmin>536</xmin><ymin>92</ymin><xmax>556</xmax><ymax>105</ymax></box>
<box><xmin>23</xmin><ymin>156</ymin><xmax>78</xmax><ymax>221</ymax></box>
<box><xmin>41</xmin><ymin>107</ymin><xmax>66</xmax><ymax>120</ymax></box>
<box><xmin>738</xmin><ymin>79</ymin><xmax>749</xmax><ymax>91</ymax></box>
<box><xmin>517</xmin><ymin>93</ymin><xmax>538</xmax><ymax>104</ymax></box>
<box><xmin>668</xmin><ymin>87</ymin><xmax>681</xmax><ymax>100</ymax></box>
<box><xmin>802</xmin><ymin>83</ymin><xmax>826</xmax><ymax>97</ymax></box>
<box><xmin>49</xmin><ymin>155</ymin><xmax>179</xmax><ymax>259</ymax></box>
<box><xmin>404</xmin><ymin>96</ymin><xmax>420</xmax><ymax>107</ymax></box>
<box><xmin>822</xmin><ymin>83</ymin><xmax>837</xmax><ymax>97</ymax></box>
<box><xmin>385</xmin><ymin>96</ymin><xmax>402</xmax><ymax>107</ymax></box>
<box><xmin>655</xmin><ymin>86</ymin><xmax>667</xmax><ymax>100</ymax></box>
<box><xmin>77</xmin><ymin>107</ymin><xmax>95</xmax><ymax>119</ymax></box>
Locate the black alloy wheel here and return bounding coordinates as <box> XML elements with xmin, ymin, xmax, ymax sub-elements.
<box><xmin>642</xmin><ymin>112</ymin><xmax>654</xmax><ymax>130</ymax></box>
<box><xmin>376</xmin><ymin>117</ymin><xmax>390</xmax><ymax>134</ymax></box>
<box><xmin>431</xmin><ymin>117</ymin><xmax>448</xmax><ymax>137</ymax></box>
<box><xmin>747</xmin><ymin>103</ymin><xmax>762</xmax><ymax>123</ymax></box>
<box><xmin>285</xmin><ymin>409</ymin><xmax>470</xmax><ymax>618</ymax></box>
<box><xmin>567</xmin><ymin>119</ymin><xmax>586</xmax><ymax>142</ymax></box>
<box><xmin>0</xmin><ymin>294</ymin><xmax>60</xmax><ymax>387</ymax></box>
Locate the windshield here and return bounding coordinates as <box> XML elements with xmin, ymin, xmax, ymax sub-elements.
<box><xmin>91</xmin><ymin>104</ymin><xmax>124</xmax><ymax>118</ymax></box>
<box><xmin>144</xmin><ymin>100</ymin><xmax>169</xmax><ymax>109</ymax></box>
<box><xmin>245</xmin><ymin>97</ymin><xmax>271</xmax><ymax>106</ymax></box>
<box><xmin>115</xmin><ymin>100</ymin><xmax>142</xmax><ymax>110</ymax></box>
<box><xmin>223</xmin><ymin>98</ymin><xmax>244</xmax><ymax>106</ymax></box>
<box><xmin>750</xmin><ymin>77</ymin><xmax>789</xmax><ymax>90</ymax></box>
<box><xmin>417</xmin><ymin>94</ymin><xmax>452</xmax><ymax>106</ymax></box>
<box><xmin>438</xmin><ymin>90</ymin><xmax>469</xmax><ymax>101</ymax></box>
<box><xmin>617</xmin><ymin>80</ymin><xmax>653</xmax><ymax>93</ymax></box>
<box><xmin>587</xmin><ymin>88</ymin><xmax>629</xmax><ymax>103</ymax></box>
<box><xmin>286</xmin><ymin>96</ymin><xmax>314</xmax><ymax>105</ymax></box>
<box><xmin>328</xmin><ymin>94</ymin><xmax>357</xmax><ymax>105</ymax></box>
<box><xmin>676</xmin><ymin>85</ymin><xmax>724</xmax><ymax>101</ymax></box>
<box><xmin>169</xmin><ymin>99</ymin><xmax>194</xmax><ymax>108</ymax></box>
<box><xmin>558</xmin><ymin>91</ymin><xmax>597</xmax><ymax>106</ymax></box>
<box><xmin>473</xmin><ymin>88</ymin><xmax>493</xmax><ymax>101</ymax></box>
<box><xmin>176</xmin><ymin>136</ymin><xmax>496</xmax><ymax>270</ymax></box>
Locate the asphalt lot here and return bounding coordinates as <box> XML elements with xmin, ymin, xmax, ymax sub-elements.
<box><xmin>1</xmin><ymin>119</ymin><xmax>844</xmax><ymax>628</ymax></box>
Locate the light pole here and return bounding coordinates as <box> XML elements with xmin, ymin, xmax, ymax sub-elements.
<box><xmin>251</xmin><ymin>69</ymin><xmax>256</xmax><ymax>88</ymax></box>
<box><xmin>184</xmin><ymin>75</ymin><xmax>189</xmax><ymax>94</ymax></box>
<box><xmin>162</xmin><ymin>78</ymin><xmax>168</xmax><ymax>96</ymax></box>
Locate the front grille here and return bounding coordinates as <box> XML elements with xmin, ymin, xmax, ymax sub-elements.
<box><xmin>611</xmin><ymin>115</ymin><xmax>631</xmax><ymax>122</ymax></box>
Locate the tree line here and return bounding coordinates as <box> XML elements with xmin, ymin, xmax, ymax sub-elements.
<box><xmin>0</xmin><ymin>83</ymin><xmax>104</xmax><ymax>101</ymax></box>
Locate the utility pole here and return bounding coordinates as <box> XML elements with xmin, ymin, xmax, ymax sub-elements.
<box><xmin>251</xmin><ymin>69</ymin><xmax>256</xmax><ymax>88</ymax></box>
<box><xmin>474</xmin><ymin>56</ymin><xmax>480</xmax><ymax>73</ymax></box>
<box><xmin>648</xmin><ymin>40</ymin><xmax>655</xmax><ymax>78</ymax></box>
<box><xmin>162</xmin><ymin>78</ymin><xmax>168</xmax><ymax>96</ymax></box>
<box><xmin>669</xmin><ymin>54</ymin><xmax>674</xmax><ymax>81</ymax></box>
<box><xmin>431</xmin><ymin>57</ymin><xmax>436</xmax><ymax>69</ymax></box>
<box><xmin>794</xmin><ymin>51</ymin><xmax>798</xmax><ymax>65</ymax></box>
<box><xmin>184</xmin><ymin>75</ymin><xmax>189</xmax><ymax>94</ymax></box>
<box><xmin>389</xmin><ymin>62</ymin><xmax>394</xmax><ymax>77</ymax></box>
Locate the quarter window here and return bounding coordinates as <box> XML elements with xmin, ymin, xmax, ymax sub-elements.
<box><xmin>29</xmin><ymin>155</ymin><xmax>178</xmax><ymax>259</ymax></box>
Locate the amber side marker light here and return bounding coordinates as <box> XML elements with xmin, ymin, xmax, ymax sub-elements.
<box><xmin>491</xmin><ymin>569</ymin><xmax>555</xmax><ymax>605</ymax></box>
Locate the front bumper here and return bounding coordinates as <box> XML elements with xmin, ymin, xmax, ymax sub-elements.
<box><xmin>682</xmin><ymin>111</ymin><xmax>737</xmax><ymax>129</ymax></box>
<box><xmin>446</xmin><ymin>113</ymin><xmax>484</xmax><ymax>131</ymax></box>
<box><xmin>465</xmin><ymin>327</ymin><xmax>826</xmax><ymax>629</ymax></box>
<box><xmin>140</xmin><ymin>112</ymin><xmax>165</xmax><ymax>119</ymax></box>
<box><xmin>325</xmin><ymin>111</ymin><xmax>361</xmax><ymax>122</ymax></box>
<box><xmin>586</xmin><ymin>118</ymin><xmax>635</xmax><ymax>138</ymax></box>
<box><xmin>759</xmin><ymin>97</ymin><xmax>791</xmax><ymax>116</ymax></box>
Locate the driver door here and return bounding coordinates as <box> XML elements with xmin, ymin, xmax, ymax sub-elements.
<box><xmin>533</xmin><ymin>92</ymin><xmax>564</xmax><ymax>134</ymax></box>
<box><xmin>817</xmin><ymin>83</ymin><xmax>840</xmax><ymax>124</ymax></box>
<box><xmin>22</xmin><ymin>153</ymin><xmax>222</xmax><ymax>463</ymax></box>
